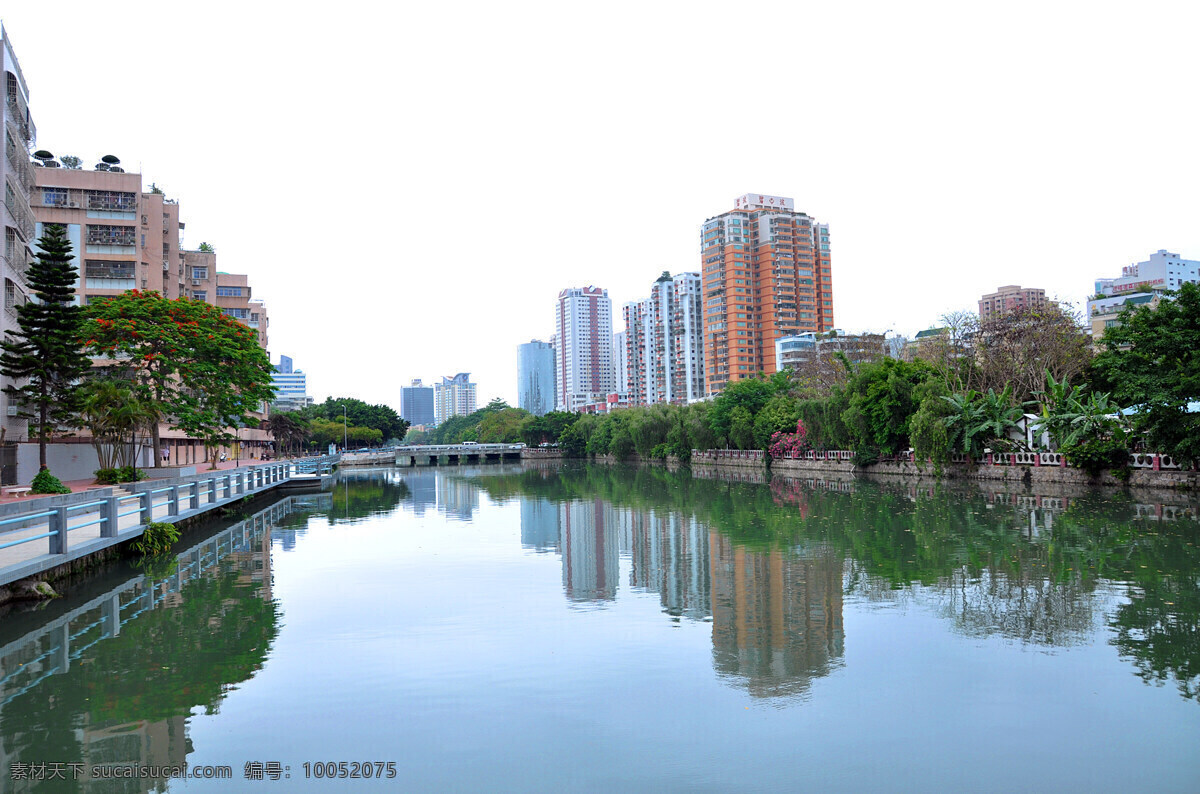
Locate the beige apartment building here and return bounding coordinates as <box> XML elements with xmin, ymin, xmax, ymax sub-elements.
<box><xmin>29</xmin><ymin>162</ymin><xmax>273</xmax><ymax>463</ymax></box>
<box><xmin>978</xmin><ymin>285</ymin><xmax>1048</xmax><ymax>321</ymax></box>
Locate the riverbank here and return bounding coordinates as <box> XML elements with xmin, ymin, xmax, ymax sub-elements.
<box><xmin>689</xmin><ymin>449</ymin><xmax>1200</xmax><ymax>495</ymax></box>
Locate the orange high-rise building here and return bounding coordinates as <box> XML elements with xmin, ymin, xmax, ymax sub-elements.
<box><xmin>701</xmin><ymin>193</ymin><xmax>833</xmax><ymax>393</ymax></box>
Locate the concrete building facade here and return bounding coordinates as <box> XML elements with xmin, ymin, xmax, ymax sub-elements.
<box><xmin>517</xmin><ymin>339</ymin><xmax>556</xmax><ymax>416</ymax></box>
<box><xmin>434</xmin><ymin>372</ymin><xmax>476</xmax><ymax>425</ymax></box>
<box><xmin>701</xmin><ymin>193</ymin><xmax>833</xmax><ymax>394</ymax></box>
<box><xmin>1087</xmin><ymin>250</ymin><xmax>1200</xmax><ymax>337</ymax></box>
<box><xmin>623</xmin><ymin>271</ymin><xmax>705</xmax><ymax>406</ymax></box>
<box><xmin>555</xmin><ymin>286</ymin><xmax>614</xmax><ymax>411</ymax></box>
<box><xmin>978</xmin><ymin>285</ymin><xmax>1048</xmax><ymax>321</ymax></box>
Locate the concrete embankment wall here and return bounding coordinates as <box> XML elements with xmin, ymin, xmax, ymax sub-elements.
<box><xmin>692</xmin><ymin>454</ymin><xmax>1200</xmax><ymax>493</ymax></box>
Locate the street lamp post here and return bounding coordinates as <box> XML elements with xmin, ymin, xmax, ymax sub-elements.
<box><xmin>343</xmin><ymin>405</ymin><xmax>348</xmax><ymax>452</ymax></box>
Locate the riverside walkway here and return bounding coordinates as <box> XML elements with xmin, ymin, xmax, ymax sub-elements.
<box><xmin>0</xmin><ymin>457</ymin><xmax>336</xmax><ymax>589</ymax></box>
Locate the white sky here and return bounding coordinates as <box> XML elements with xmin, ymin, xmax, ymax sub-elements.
<box><xmin>6</xmin><ymin>1</ymin><xmax>1198</xmax><ymax>409</ymax></box>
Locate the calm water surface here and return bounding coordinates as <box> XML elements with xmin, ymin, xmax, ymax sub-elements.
<box><xmin>1</xmin><ymin>463</ymin><xmax>1198</xmax><ymax>792</ymax></box>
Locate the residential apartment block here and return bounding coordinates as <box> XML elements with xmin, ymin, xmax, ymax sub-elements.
<box><xmin>1087</xmin><ymin>249</ymin><xmax>1199</xmax><ymax>338</ymax></box>
<box><xmin>3</xmin><ymin>27</ymin><xmax>36</xmax><ymax>440</ymax></box>
<box><xmin>623</xmin><ymin>271</ymin><xmax>705</xmax><ymax>406</ymax></box>
<box><xmin>701</xmin><ymin>193</ymin><xmax>833</xmax><ymax>394</ymax></box>
<box><xmin>978</xmin><ymin>285</ymin><xmax>1048</xmax><ymax>321</ymax></box>
<box><xmin>434</xmin><ymin>373</ymin><xmax>477</xmax><ymax>425</ymax></box>
<box><xmin>555</xmin><ymin>286</ymin><xmax>614</xmax><ymax>411</ymax></box>
<box><xmin>517</xmin><ymin>340</ymin><xmax>556</xmax><ymax>417</ymax></box>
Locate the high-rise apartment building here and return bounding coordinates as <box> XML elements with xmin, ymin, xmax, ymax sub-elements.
<box><xmin>400</xmin><ymin>378</ymin><xmax>435</xmax><ymax>427</ymax></box>
<box><xmin>3</xmin><ymin>28</ymin><xmax>36</xmax><ymax>440</ymax></box>
<box><xmin>612</xmin><ymin>331</ymin><xmax>628</xmax><ymax>394</ymax></box>
<box><xmin>434</xmin><ymin>373</ymin><xmax>476</xmax><ymax>425</ymax></box>
<box><xmin>701</xmin><ymin>193</ymin><xmax>833</xmax><ymax>393</ymax></box>
<box><xmin>517</xmin><ymin>340</ymin><xmax>556</xmax><ymax>416</ymax></box>
<box><xmin>623</xmin><ymin>271</ymin><xmax>705</xmax><ymax>406</ymax></box>
<box><xmin>1086</xmin><ymin>249</ymin><xmax>1199</xmax><ymax>338</ymax></box>
<box><xmin>555</xmin><ymin>286</ymin><xmax>614</xmax><ymax>411</ymax></box>
<box><xmin>978</xmin><ymin>285</ymin><xmax>1048</xmax><ymax>321</ymax></box>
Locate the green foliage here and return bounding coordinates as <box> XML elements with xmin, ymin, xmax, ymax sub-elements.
<box><xmin>95</xmin><ymin>466</ymin><xmax>143</xmax><ymax>485</ymax></box>
<box><xmin>425</xmin><ymin>399</ymin><xmax>521</xmax><ymax>445</ymax></box>
<box><xmin>130</xmin><ymin>521</ymin><xmax>181</xmax><ymax>556</ymax></box>
<box><xmin>909</xmin><ymin>385</ymin><xmax>954</xmax><ymax>472</ymax></box>
<box><xmin>559</xmin><ymin>414</ymin><xmax>595</xmax><ymax>457</ymax></box>
<box><xmin>197</xmin><ymin>241</ymin><xmax>215</xmax><ymax>253</ymax></box>
<box><xmin>58</xmin><ymin>154</ymin><xmax>82</xmax><ymax>169</ymax></box>
<box><xmin>709</xmin><ymin>376</ymin><xmax>786</xmax><ymax>442</ymax></box>
<box><xmin>78</xmin><ymin>378</ymin><xmax>158</xmax><ymax>470</ymax></box>
<box><xmin>30</xmin><ymin>469</ymin><xmax>71</xmax><ymax>494</ymax></box>
<box><xmin>304</xmin><ymin>397</ymin><xmax>409</xmax><ymax>443</ymax></box>
<box><xmin>1061</xmin><ymin>436</ymin><xmax>1131</xmax><ymax>478</ymax></box>
<box><xmin>609</xmin><ymin>426</ymin><xmax>635</xmax><ymax>460</ymax></box>
<box><xmin>1093</xmin><ymin>282</ymin><xmax>1200</xmax><ymax>464</ymax></box>
<box><xmin>729</xmin><ymin>406</ymin><xmax>755</xmax><ymax>450</ymax></box>
<box><xmin>521</xmin><ymin>411</ymin><xmax>578</xmax><ymax>446</ymax></box>
<box><xmin>0</xmin><ymin>224</ymin><xmax>91</xmax><ymax>468</ymax></box>
<box><xmin>837</xmin><ymin>359</ymin><xmax>934</xmax><ymax>456</ymax></box>
<box><xmin>649</xmin><ymin>443</ymin><xmax>669</xmax><ymax>460</ymax></box>
<box><xmin>753</xmin><ymin>394</ymin><xmax>801</xmax><ymax>450</ymax></box>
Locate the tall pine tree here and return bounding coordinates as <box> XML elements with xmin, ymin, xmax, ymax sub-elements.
<box><xmin>1</xmin><ymin>223</ymin><xmax>91</xmax><ymax>470</ymax></box>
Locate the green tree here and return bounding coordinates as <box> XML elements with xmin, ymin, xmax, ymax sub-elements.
<box><xmin>198</xmin><ymin>241</ymin><xmax>215</xmax><ymax>253</ymax></box>
<box><xmin>753</xmin><ymin>393</ymin><xmax>802</xmax><ymax>450</ymax></box>
<box><xmin>0</xmin><ymin>223</ymin><xmax>91</xmax><ymax>470</ymax></box>
<box><xmin>59</xmin><ymin>155</ymin><xmax>82</xmax><ymax>170</ymax></box>
<box><xmin>266</xmin><ymin>411</ymin><xmax>309</xmax><ymax>457</ymax></box>
<box><xmin>1093</xmin><ymin>283</ymin><xmax>1200</xmax><ymax>463</ymax></box>
<box><xmin>729</xmin><ymin>406</ymin><xmax>755</xmax><ymax>450</ymax></box>
<box><xmin>81</xmin><ymin>291</ymin><xmax>275</xmax><ymax>466</ymax></box>
<box><xmin>78</xmin><ymin>378</ymin><xmax>158</xmax><ymax>469</ymax></box>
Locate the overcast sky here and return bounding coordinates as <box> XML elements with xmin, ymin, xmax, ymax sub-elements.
<box><xmin>6</xmin><ymin>2</ymin><xmax>1197</xmax><ymax>409</ymax></box>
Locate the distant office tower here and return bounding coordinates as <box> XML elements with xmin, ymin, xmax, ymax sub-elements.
<box><xmin>400</xmin><ymin>378</ymin><xmax>435</xmax><ymax>426</ymax></box>
<box><xmin>434</xmin><ymin>373</ymin><xmax>477</xmax><ymax>425</ymax></box>
<box><xmin>555</xmin><ymin>286</ymin><xmax>615</xmax><ymax>412</ymax></box>
<box><xmin>701</xmin><ymin>193</ymin><xmax>833</xmax><ymax>393</ymax></box>
<box><xmin>271</xmin><ymin>356</ymin><xmax>312</xmax><ymax>411</ymax></box>
<box><xmin>978</xmin><ymin>285</ymin><xmax>1048</xmax><ymax>321</ymax></box>
<box><xmin>623</xmin><ymin>271</ymin><xmax>705</xmax><ymax>406</ymax></box>
<box><xmin>517</xmin><ymin>340</ymin><xmax>556</xmax><ymax>416</ymax></box>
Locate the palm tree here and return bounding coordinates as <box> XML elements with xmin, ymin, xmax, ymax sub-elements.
<box><xmin>79</xmin><ymin>379</ymin><xmax>157</xmax><ymax>470</ymax></box>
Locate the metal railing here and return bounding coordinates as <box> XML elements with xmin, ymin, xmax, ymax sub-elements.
<box><xmin>0</xmin><ymin>457</ymin><xmax>336</xmax><ymax>587</ymax></box>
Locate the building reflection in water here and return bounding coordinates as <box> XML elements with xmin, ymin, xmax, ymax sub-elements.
<box><xmin>520</xmin><ymin>498</ymin><xmax>560</xmax><ymax>553</ymax></box>
<box><xmin>534</xmin><ymin>492</ymin><xmax>846</xmax><ymax>698</ymax></box>
<box><xmin>709</xmin><ymin>535</ymin><xmax>845</xmax><ymax>699</ymax></box>
<box><xmin>560</xmin><ymin>500</ymin><xmax>620</xmax><ymax>603</ymax></box>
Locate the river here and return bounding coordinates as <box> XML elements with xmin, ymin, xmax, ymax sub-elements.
<box><xmin>0</xmin><ymin>463</ymin><xmax>1197</xmax><ymax>791</ymax></box>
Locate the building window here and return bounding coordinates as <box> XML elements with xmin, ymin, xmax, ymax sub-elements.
<box><xmin>84</xmin><ymin>260</ymin><xmax>135</xmax><ymax>279</ymax></box>
<box><xmin>192</xmin><ymin>267</ymin><xmax>209</xmax><ymax>280</ymax></box>
<box><xmin>42</xmin><ymin>187</ymin><xmax>68</xmax><ymax>207</ymax></box>
<box><xmin>86</xmin><ymin>191</ymin><xmax>137</xmax><ymax>212</ymax></box>
<box><xmin>192</xmin><ymin>291</ymin><xmax>208</xmax><ymax>301</ymax></box>
<box><xmin>216</xmin><ymin>286</ymin><xmax>242</xmax><ymax>297</ymax></box>
<box><xmin>86</xmin><ymin>225</ymin><xmax>136</xmax><ymax>246</ymax></box>
<box><xmin>223</xmin><ymin>308</ymin><xmax>250</xmax><ymax>319</ymax></box>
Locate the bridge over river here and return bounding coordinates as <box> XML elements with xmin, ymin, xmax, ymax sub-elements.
<box><xmin>396</xmin><ymin>444</ymin><xmax>527</xmax><ymax>467</ymax></box>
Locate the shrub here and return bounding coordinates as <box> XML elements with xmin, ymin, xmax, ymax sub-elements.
<box><xmin>1061</xmin><ymin>436</ymin><xmax>1130</xmax><ymax>478</ymax></box>
<box><xmin>649</xmin><ymin>443</ymin><xmax>669</xmax><ymax>460</ymax></box>
<box><xmin>130</xmin><ymin>521</ymin><xmax>180</xmax><ymax>556</ymax></box>
<box><xmin>95</xmin><ymin>466</ymin><xmax>144</xmax><ymax>484</ymax></box>
<box><xmin>30</xmin><ymin>469</ymin><xmax>71</xmax><ymax>494</ymax></box>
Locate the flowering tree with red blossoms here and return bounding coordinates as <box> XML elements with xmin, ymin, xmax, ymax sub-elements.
<box><xmin>768</xmin><ymin>419</ymin><xmax>811</xmax><ymax>460</ymax></box>
<box><xmin>81</xmin><ymin>291</ymin><xmax>276</xmax><ymax>467</ymax></box>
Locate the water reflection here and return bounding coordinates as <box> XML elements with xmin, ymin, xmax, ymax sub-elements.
<box><xmin>0</xmin><ymin>497</ymin><xmax>317</xmax><ymax>792</ymax></box>
<box><xmin>476</xmin><ymin>463</ymin><xmax>1200</xmax><ymax>706</ymax></box>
